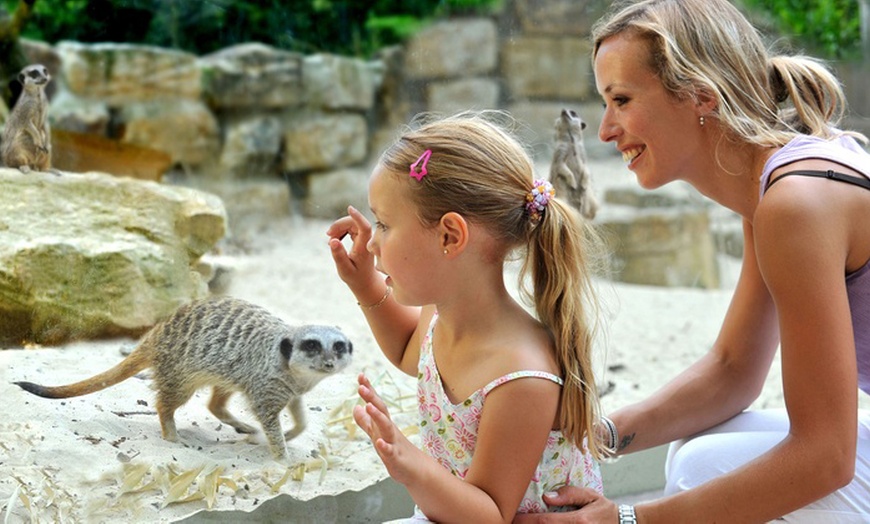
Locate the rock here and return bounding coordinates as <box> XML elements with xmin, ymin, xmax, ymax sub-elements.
<box><xmin>199</xmin><ymin>42</ymin><xmax>304</xmax><ymax>109</ymax></box>
<box><xmin>404</xmin><ymin>18</ymin><xmax>498</xmax><ymax>80</ymax></box>
<box><xmin>51</xmin><ymin>129</ymin><xmax>172</xmax><ymax>181</ymax></box>
<box><xmin>0</xmin><ymin>169</ymin><xmax>227</xmax><ymax>344</ymax></box>
<box><xmin>513</xmin><ymin>0</ymin><xmax>610</xmax><ymax>36</ymax></box>
<box><xmin>219</xmin><ymin>114</ymin><xmax>283</xmax><ymax>177</ymax></box>
<box><xmin>56</xmin><ymin>41</ymin><xmax>201</xmax><ymax>104</ymax></box>
<box><xmin>599</xmin><ymin>208</ymin><xmax>720</xmax><ymax>289</ymax></box>
<box><xmin>303</xmin><ymin>53</ymin><xmax>381</xmax><ymax>111</ymax></box>
<box><xmin>303</xmin><ymin>167</ymin><xmax>369</xmax><ymax>220</ymax></box>
<box><xmin>281</xmin><ymin>112</ymin><xmax>368</xmax><ymax>173</ymax></box>
<box><xmin>501</xmin><ymin>36</ymin><xmax>592</xmax><ymax>100</ymax></box>
<box><xmin>49</xmin><ymin>90</ymin><xmax>111</xmax><ymax>135</ymax></box>
<box><xmin>116</xmin><ymin>99</ymin><xmax>220</xmax><ymax>168</ymax></box>
<box><xmin>426</xmin><ymin>77</ymin><xmax>500</xmax><ymax>115</ymax></box>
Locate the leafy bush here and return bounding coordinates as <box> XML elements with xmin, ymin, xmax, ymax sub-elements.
<box><xmin>3</xmin><ymin>0</ymin><xmax>501</xmax><ymax>57</ymax></box>
<box><xmin>741</xmin><ymin>0</ymin><xmax>861</xmax><ymax>58</ymax></box>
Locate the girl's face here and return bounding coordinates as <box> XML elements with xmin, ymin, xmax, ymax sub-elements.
<box><xmin>366</xmin><ymin>165</ymin><xmax>444</xmax><ymax>306</ymax></box>
<box><xmin>594</xmin><ymin>33</ymin><xmax>702</xmax><ymax>189</ymax></box>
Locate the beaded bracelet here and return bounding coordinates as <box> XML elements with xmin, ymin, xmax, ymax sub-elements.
<box><xmin>358</xmin><ymin>287</ymin><xmax>392</xmax><ymax>309</ymax></box>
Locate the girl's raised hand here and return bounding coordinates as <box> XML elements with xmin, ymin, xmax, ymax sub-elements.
<box><xmin>327</xmin><ymin>205</ymin><xmax>378</xmax><ymax>292</ymax></box>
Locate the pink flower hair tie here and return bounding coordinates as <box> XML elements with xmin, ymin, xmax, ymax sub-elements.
<box><xmin>525</xmin><ymin>179</ymin><xmax>555</xmax><ymax>222</ymax></box>
<box><xmin>409</xmin><ymin>149</ymin><xmax>432</xmax><ymax>181</ymax></box>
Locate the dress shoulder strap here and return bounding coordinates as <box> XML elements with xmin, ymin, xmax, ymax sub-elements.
<box><xmin>764</xmin><ymin>169</ymin><xmax>870</xmax><ymax>193</ymax></box>
<box><xmin>481</xmin><ymin>370</ymin><xmax>563</xmax><ymax>397</ymax></box>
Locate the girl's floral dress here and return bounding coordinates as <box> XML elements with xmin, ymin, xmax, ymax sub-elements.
<box><xmin>410</xmin><ymin>313</ymin><xmax>603</xmax><ymax>520</ymax></box>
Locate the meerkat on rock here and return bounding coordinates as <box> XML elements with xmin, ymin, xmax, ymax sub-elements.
<box><xmin>1</xmin><ymin>64</ymin><xmax>53</xmax><ymax>174</ymax></box>
<box><xmin>14</xmin><ymin>296</ymin><xmax>353</xmax><ymax>460</ymax></box>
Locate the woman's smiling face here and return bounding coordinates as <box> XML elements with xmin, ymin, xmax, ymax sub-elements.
<box><xmin>594</xmin><ymin>33</ymin><xmax>703</xmax><ymax>189</ymax></box>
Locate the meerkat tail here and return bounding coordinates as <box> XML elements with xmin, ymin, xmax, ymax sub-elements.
<box><xmin>14</xmin><ymin>347</ymin><xmax>151</xmax><ymax>399</ymax></box>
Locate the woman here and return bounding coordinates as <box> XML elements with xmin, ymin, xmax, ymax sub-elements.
<box><xmin>520</xmin><ymin>0</ymin><xmax>870</xmax><ymax>522</ymax></box>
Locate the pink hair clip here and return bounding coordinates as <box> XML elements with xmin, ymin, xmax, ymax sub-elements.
<box><xmin>409</xmin><ymin>149</ymin><xmax>432</xmax><ymax>181</ymax></box>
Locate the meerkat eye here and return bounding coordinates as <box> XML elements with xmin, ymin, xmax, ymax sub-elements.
<box><xmin>302</xmin><ymin>339</ymin><xmax>321</xmax><ymax>354</ymax></box>
<box><xmin>333</xmin><ymin>341</ymin><xmax>350</xmax><ymax>355</ymax></box>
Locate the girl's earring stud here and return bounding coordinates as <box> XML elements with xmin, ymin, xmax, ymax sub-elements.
<box><xmin>699</xmin><ymin>115</ymin><xmax>705</xmax><ymax>127</ymax></box>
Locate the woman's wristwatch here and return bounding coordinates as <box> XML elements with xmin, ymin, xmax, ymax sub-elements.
<box><xmin>618</xmin><ymin>504</ymin><xmax>637</xmax><ymax>523</ymax></box>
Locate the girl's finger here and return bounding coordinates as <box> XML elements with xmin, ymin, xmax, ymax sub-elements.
<box><xmin>366</xmin><ymin>402</ymin><xmax>397</xmax><ymax>442</ymax></box>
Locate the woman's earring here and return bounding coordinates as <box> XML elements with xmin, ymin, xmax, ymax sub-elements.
<box><xmin>699</xmin><ymin>115</ymin><xmax>705</xmax><ymax>127</ymax></box>
<box><xmin>443</xmin><ymin>249</ymin><xmax>448</xmax><ymax>255</ymax></box>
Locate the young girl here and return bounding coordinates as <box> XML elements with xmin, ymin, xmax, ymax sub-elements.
<box><xmin>326</xmin><ymin>112</ymin><xmax>606</xmax><ymax>522</ymax></box>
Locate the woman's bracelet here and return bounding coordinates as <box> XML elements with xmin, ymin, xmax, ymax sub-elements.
<box><xmin>601</xmin><ymin>415</ymin><xmax>618</xmax><ymax>452</ymax></box>
<box><xmin>357</xmin><ymin>287</ymin><xmax>391</xmax><ymax>309</ymax></box>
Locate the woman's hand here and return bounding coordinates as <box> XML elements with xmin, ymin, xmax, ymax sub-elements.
<box><xmin>513</xmin><ymin>487</ymin><xmax>618</xmax><ymax>523</ymax></box>
<box><xmin>353</xmin><ymin>373</ymin><xmax>424</xmax><ymax>485</ymax></box>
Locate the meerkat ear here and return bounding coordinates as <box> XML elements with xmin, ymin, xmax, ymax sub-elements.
<box><xmin>279</xmin><ymin>337</ymin><xmax>293</xmax><ymax>360</ymax></box>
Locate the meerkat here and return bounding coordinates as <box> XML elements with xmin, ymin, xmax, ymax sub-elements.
<box><xmin>14</xmin><ymin>296</ymin><xmax>353</xmax><ymax>460</ymax></box>
<box><xmin>1</xmin><ymin>64</ymin><xmax>53</xmax><ymax>174</ymax></box>
<box><xmin>550</xmin><ymin>108</ymin><xmax>598</xmax><ymax>220</ymax></box>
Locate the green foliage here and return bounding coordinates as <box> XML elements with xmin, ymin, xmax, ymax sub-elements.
<box><xmin>3</xmin><ymin>0</ymin><xmax>502</xmax><ymax>57</ymax></box>
<box><xmin>741</xmin><ymin>0</ymin><xmax>861</xmax><ymax>58</ymax></box>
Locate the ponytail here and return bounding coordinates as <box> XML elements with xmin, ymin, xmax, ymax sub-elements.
<box><xmin>519</xmin><ymin>199</ymin><xmax>607</xmax><ymax>460</ymax></box>
<box><xmin>768</xmin><ymin>55</ymin><xmax>865</xmax><ymax>142</ymax></box>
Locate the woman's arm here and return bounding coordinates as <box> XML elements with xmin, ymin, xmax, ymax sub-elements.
<box><xmin>609</xmin><ymin>218</ymin><xmax>780</xmax><ymax>454</ymax></box>
<box><xmin>355</xmin><ymin>374</ymin><xmax>561</xmax><ymax>523</ymax></box>
<box><xmin>327</xmin><ymin>206</ymin><xmax>421</xmax><ymax>375</ymax></box>
<box><xmin>634</xmin><ymin>176</ymin><xmax>859</xmax><ymax>521</ymax></box>
<box><xmin>525</xmin><ymin>179</ymin><xmax>860</xmax><ymax>522</ymax></box>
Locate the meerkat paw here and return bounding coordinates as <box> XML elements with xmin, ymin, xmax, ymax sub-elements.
<box><xmin>18</xmin><ymin>165</ymin><xmax>31</xmax><ymax>174</ymax></box>
<box><xmin>269</xmin><ymin>444</ymin><xmax>289</xmax><ymax>461</ymax></box>
<box><xmin>283</xmin><ymin>425</ymin><xmax>305</xmax><ymax>441</ymax></box>
<box><xmin>160</xmin><ymin>420</ymin><xmax>180</xmax><ymax>442</ymax></box>
<box><xmin>230</xmin><ymin>421</ymin><xmax>259</xmax><ymax>435</ymax></box>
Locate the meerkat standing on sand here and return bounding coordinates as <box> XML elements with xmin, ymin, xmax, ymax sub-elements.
<box><xmin>14</xmin><ymin>296</ymin><xmax>353</xmax><ymax>460</ymax></box>
<box><xmin>550</xmin><ymin>108</ymin><xmax>598</xmax><ymax>220</ymax></box>
<box><xmin>1</xmin><ymin>64</ymin><xmax>52</xmax><ymax>173</ymax></box>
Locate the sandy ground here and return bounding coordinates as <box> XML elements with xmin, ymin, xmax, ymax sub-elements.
<box><xmin>2</xmin><ymin>158</ymin><xmax>867</xmax><ymax>522</ymax></box>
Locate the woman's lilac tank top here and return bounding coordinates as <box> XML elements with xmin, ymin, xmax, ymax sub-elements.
<box><xmin>759</xmin><ymin>135</ymin><xmax>870</xmax><ymax>395</ymax></box>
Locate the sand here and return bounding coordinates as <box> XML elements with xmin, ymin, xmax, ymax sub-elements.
<box><xmin>1</xmin><ymin>158</ymin><xmax>866</xmax><ymax>522</ymax></box>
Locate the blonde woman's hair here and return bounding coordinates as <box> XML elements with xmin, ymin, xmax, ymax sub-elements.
<box><xmin>379</xmin><ymin>111</ymin><xmax>607</xmax><ymax>459</ymax></box>
<box><xmin>592</xmin><ymin>0</ymin><xmax>867</xmax><ymax>147</ymax></box>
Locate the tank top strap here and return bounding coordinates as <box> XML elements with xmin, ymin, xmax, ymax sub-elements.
<box><xmin>481</xmin><ymin>370</ymin><xmax>564</xmax><ymax>397</ymax></box>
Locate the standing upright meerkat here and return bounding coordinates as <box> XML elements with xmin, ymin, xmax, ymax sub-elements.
<box><xmin>14</xmin><ymin>296</ymin><xmax>353</xmax><ymax>460</ymax></box>
<box><xmin>1</xmin><ymin>63</ymin><xmax>52</xmax><ymax>173</ymax></box>
<box><xmin>549</xmin><ymin>108</ymin><xmax>598</xmax><ymax>220</ymax></box>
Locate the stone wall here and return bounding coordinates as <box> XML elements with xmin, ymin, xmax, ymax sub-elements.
<box><xmin>2</xmin><ymin>0</ymin><xmax>868</xmax><ymax>228</ymax></box>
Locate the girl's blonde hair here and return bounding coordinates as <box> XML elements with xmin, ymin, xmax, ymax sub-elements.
<box><xmin>379</xmin><ymin>111</ymin><xmax>606</xmax><ymax>459</ymax></box>
<box><xmin>592</xmin><ymin>0</ymin><xmax>867</xmax><ymax>147</ymax></box>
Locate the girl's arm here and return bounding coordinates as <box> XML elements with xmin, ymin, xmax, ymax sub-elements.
<box><xmin>327</xmin><ymin>206</ymin><xmax>421</xmax><ymax>375</ymax></box>
<box><xmin>608</xmin><ymin>218</ymin><xmax>780</xmax><ymax>454</ymax></box>
<box><xmin>355</xmin><ymin>374</ymin><xmax>561</xmax><ymax>523</ymax></box>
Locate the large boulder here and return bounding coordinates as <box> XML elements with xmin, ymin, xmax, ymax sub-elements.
<box><xmin>55</xmin><ymin>41</ymin><xmax>202</xmax><ymax>104</ymax></box>
<box><xmin>0</xmin><ymin>169</ymin><xmax>227</xmax><ymax>344</ymax></box>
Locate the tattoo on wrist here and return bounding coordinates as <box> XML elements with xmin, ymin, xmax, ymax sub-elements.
<box><xmin>618</xmin><ymin>433</ymin><xmax>635</xmax><ymax>451</ymax></box>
